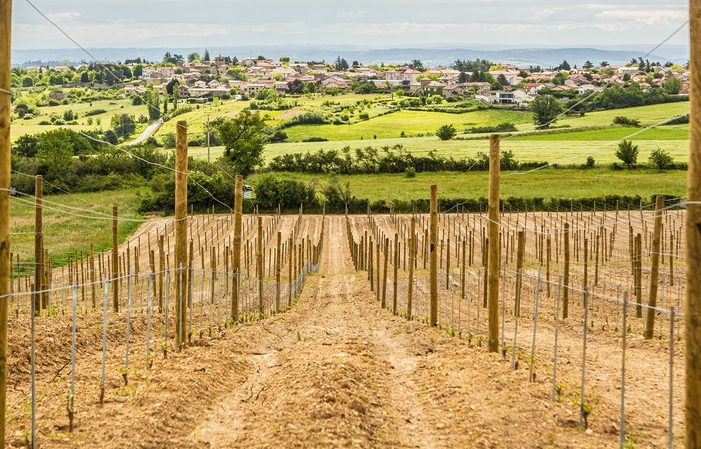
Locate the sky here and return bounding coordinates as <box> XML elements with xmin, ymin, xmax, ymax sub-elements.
<box><xmin>11</xmin><ymin>0</ymin><xmax>690</xmax><ymax>50</ymax></box>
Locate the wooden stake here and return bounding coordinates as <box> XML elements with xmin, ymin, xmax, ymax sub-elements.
<box><xmin>0</xmin><ymin>2</ymin><xmax>11</xmax><ymax>440</ymax></box>
<box><xmin>257</xmin><ymin>217</ymin><xmax>264</xmax><ymax>314</ymax></box>
<box><xmin>407</xmin><ymin>218</ymin><xmax>415</xmax><ymax>320</ymax></box>
<box><xmin>563</xmin><ymin>223</ymin><xmax>570</xmax><ymax>319</ymax></box>
<box><xmin>112</xmin><ymin>206</ymin><xmax>119</xmax><ymax>312</ymax></box>
<box><xmin>175</xmin><ymin>121</ymin><xmax>188</xmax><ymax>347</ymax></box>
<box><xmin>34</xmin><ymin>176</ymin><xmax>43</xmax><ymax>314</ymax></box>
<box><xmin>487</xmin><ymin>134</ymin><xmax>501</xmax><ymax>352</ymax></box>
<box><xmin>429</xmin><ymin>185</ymin><xmax>438</xmax><ymax>326</ymax></box>
<box><xmin>687</xmin><ymin>0</ymin><xmax>701</xmax><ymax>440</ymax></box>
<box><xmin>645</xmin><ymin>195</ymin><xmax>664</xmax><ymax>339</ymax></box>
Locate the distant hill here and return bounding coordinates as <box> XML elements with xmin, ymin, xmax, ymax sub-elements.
<box><xmin>11</xmin><ymin>44</ymin><xmax>688</xmax><ymax>68</ymax></box>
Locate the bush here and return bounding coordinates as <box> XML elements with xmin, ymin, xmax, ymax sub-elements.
<box><xmin>468</xmin><ymin>122</ymin><xmax>517</xmax><ymax>134</ymax></box>
<box><xmin>615</xmin><ymin>140</ymin><xmax>639</xmax><ymax>169</ymax></box>
<box><xmin>585</xmin><ymin>156</ymin><xmax>595</xmax><ymax>168</ymax></box>
<box><xmin>436</xmin><ymin>124</ymin><xmax>457</xmax><ymax>140</ymax></box>
<box><xmin>612</xmin><ymin>116</ymin><xmax>641</xmax><ymax>127</ymax></box>
<box><xmin>405</xmin><ymin>166</ymin><xmax>416</xmax><ymax>178</ymax></box>
<box><xmin>84</xmin><ymin>109</ymin><xmax>107</xmax><ymax>116</ymax></box>
<box><xmin>649</xmin><ymin>147</ymin><xmax>674</xmax><ymax>171</ymax></box>
<box><xmin>254</xmin><ymin>175</ymin><xmax>318</xmax><ymax>211</ymax></box>
<box><xmin>302</xmin><ymin>137</ymin><xmax>328</xmax><ymax>142</ymax></box>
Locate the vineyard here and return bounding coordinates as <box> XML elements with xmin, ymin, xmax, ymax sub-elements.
<box><xmin>2</xmin><ymin>191</ymin><xmax>689</xmax><ymax>448</ymax></box>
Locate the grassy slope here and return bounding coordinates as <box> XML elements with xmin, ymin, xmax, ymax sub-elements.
<box><xmin>10</xmin><ymin>188</ymin><xmax>144</xmax><ymax>267</ymax></box>
<box><xmin>247</xmin><ymin>168</ymin><xmax>686</xmax><ymax>203</ymax></box>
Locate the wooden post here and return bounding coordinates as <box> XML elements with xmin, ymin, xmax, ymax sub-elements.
<box><xmin>392</xmin><ymin>233</ymin><xmax>398</xmax><ymax>314</ymax></box>
<box><xmin>275</xmin><ymin>231</ymin><xmax>281</xmax><ymax>311</ymax></box>
<box><xmin>257</xmin><ymin>217</ymin><xmax>264</xmax><ymax>314</ymax></box>
<box><xmin>174</xmin><ymin>120</ymin><xmax>188</xmax><ymax>348</ymax></box>
<box><xmin>488</xmin><ymin>133</ymin><xmax>501</xmax><ymax>353</ymax></box>
<box><xmin>563</xmin><ymin>223</ymin><xmax>570</xmax><ymax>319</ymax></box>
<box><xmin>232</xmin><ymin>175</ymin><xmax>242</xmax><ymax>320</ymax></box>
<box><xmin>0</xmin><ymin>2</ymin><xmax>12</xmax><ymax>442</ymax></box>
<box><xmin>635</xmin><ymin>233</ymin><xmax>643</xmax><ymax>318</ymax></box>
<box><xmin>158</xmin><ymin>235</ymin><xmax>165</xmax><ymax>313</ymax></box>
<box><xmin>112</xmin><ymin>206</ymin><xmax>119</xmax><ymax>312</ymax></box>
<box><xmin>645</xmin><ymin>195</ymin><xmax>664</xmax><ymax>339</ymax></box>
<box><xmin>407</xmin><ymin>218</ymin><xmax>415</xmax><ymax>320</ymax></box>
<box><xmin>382</xmin><ymin>238</ymin><xmax>389</xmax><ymax>309</ymax></box>
<box><xmin>687</xmin><ymin>0</ymin><xmax>701</xmax><ymax>442</ymax></box>
<box><xmin>34</xmin><ymin>176</ymin><xmax>43</xmax><ymax>314</ymax></box>
<box><xmin>429</xmin><ymin>185</ymin><xmax>438</xmax><ymax>327</ymax></box>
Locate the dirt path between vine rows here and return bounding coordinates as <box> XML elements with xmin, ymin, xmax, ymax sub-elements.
<box><xmin>191</xmin><ymin>216</ymin><xmax>610</xmax><ymax>448</ymax></box>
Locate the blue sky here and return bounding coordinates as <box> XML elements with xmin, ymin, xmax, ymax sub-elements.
<box><xmin>11</xmin><ymin>0</ymin><xmax>689</xmax><ymax>49</ymax></box>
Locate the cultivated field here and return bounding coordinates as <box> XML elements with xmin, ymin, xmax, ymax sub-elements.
<box><xmin>4</xmin><ymin>197</ymin><xmax>687</xmax><ymax>447</ymax></box>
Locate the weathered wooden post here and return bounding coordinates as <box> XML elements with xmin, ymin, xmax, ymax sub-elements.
<box><xmin>430</xmin><ymin>185</ymin><xmax>438</xmax><ymax>326</ymax></box>
<box><xmin>563</xmin><ymin>222</ymin><xmax>570</xmax><ymax>319</ymax></box>
<box><xmin>275</xmin><ymin>231</ymin><xmax>281</xmax><ymax>311</ymax></box>
<box><xmin>407</xmin><ymin>217</ymin><xmax>415</xmax><ymax>320</ymax></box>
<box><xmin>687</xmin><ymin>2</ymin><xmax>701</xmax><ymax>442</ymax></box>
<box><xmin>257</xmin><ymin>217</ymin><xmax>264</xmax><ymax>314</ymax></box>
<box><xmin>645</xmin><ymin>195</ymin><xmax>664</xmax><ymax>339</ymax></box>
<box><xmin>392</xmin><ymin>233</ymin><xmax>398</xmax><ymax>314</ymax></box>
<box><xmin>112</xmin><ymin>206</ymin><xmax>119</xmax><ymax>312</ymax></box>
<box><xmin>0</xmin><ymin>3</ymin><xmax>13</xmax><ymax>441</ymax></box>
<box><xmin>175</xmin><ymin>120</ymin><xmax>188</xmax><ymax>348</ymax></box>
<box><xmin>232</xmin><ymin>175</ymin><xmax>243</xmax><ymax>320</ymax></box>
<box><xmin>489</xmin><ymin>136</ymin><xmax>502</xmax><ymax>354</ymax></box>
<box><xmin>34</xmin><ymin>176</ymin><xmax>43</xmax><ymax>314</ymax></box>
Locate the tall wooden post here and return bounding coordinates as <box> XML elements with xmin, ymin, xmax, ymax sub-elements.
<box><xmin>112</xmin><ymin>206</ymin><xmax>119</xmax><ymax>312</ymax></box>
<box><xmin>487</xmin><ymin>134</ymin><xmax>500</xmax><ymax>352</ymax></box>
<box><xmin>392</xmin><ymin>233</ymin><xmax>398</xmax><ymax>314</ymax></box>
<box><xmin>686</xmin><ymin>0</ymin><xmax>701</xmax><ymax>444</ymax></box>
<box><xmin>407</xmin><ymin>217</ymin><xmax>415</xmax><ymax>320</ymax></box>
<box><xmin>0</xmin><ymin>2</ymin><xmax>13</xmax><ymax>443</ymax></box>
<box><xmin>645</xmin><ymin>195</ymin><xmax>664</xmax><ymax>339</ymax></box>
<box><xmin>429</xmin><ymin>185</ymin><xmax>438</xmax><ymax>327</ymax></box>
<box><xmin>563</xmin><ymin>223</ymin><xmax>570</xmax><ymax>319</ymax></box>
<box><xmin>257</xmin><ymin>217</ymin><xmax>264</xmax><ymax>314</ymax></box>
<box><xmin>34</xmin><ymin>176</ymin><xmax>43</xmax><ymax>314</ymax></box>
<box><xmin>232</xmin><ymin>175</ymin><xmax>243</xmax><ymax>321</ymax></box>
<box><xmin>174</xmin><ymin>121</ymin><xmax>188</xmax><ymax>348</ymax></box>
<box><xmin>275</xmin><ymin>231</ymin><xmax>281</xmax><ymax>311</ymax></box>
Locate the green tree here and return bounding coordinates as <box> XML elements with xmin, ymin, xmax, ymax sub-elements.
<box><xmin>649</xmin><ymin>147</ymin><xmax>674</xmax><ymax>171</ymax></box>
<box><xmin>662</xmin><ymin>77</ymin><xmax>683</xmax><ymax>94</ymax></box>
<box><xmin>583</xmin><ymin>60</ymin><xmax>594</xmax><ymax>69</ymax></box>
<box><xmin>145</xmin><ymin>89</ymin><xmax>161</xmax><ymax>121</ymax></box>
<box><xmin>37</xmin><ymin>129</ymin><xmax>74</xmax><ymax>181</ymax></box>
<box><xmin>558</xmin><ymin>60</ymin><xmax>571</xmax><ymax>71</ymax></box>
<box><xmin>436</xmin><ymin>124</ymin><xmax>457</xmax><ymax>140</ymax></box>
<box><xmin>213</xmin><ymin>109</ymin><xmax>267</xmax><ymax>176</ymax></box>
<box><xmin>458</xmin><ymin>71</ymin><xmax>468</xmax><ymax>83</ymax></box>
<box><xmin>203</xmin><ymin>49</ymin><xmax>210</xmax><ymax>62</ymax></box>
<box><xmin>187</xmin><ymin>52</ymin><xmax>201</xmax><ymax>63</ymax></box>
<box><xmin>133</xmin><ymin>64</ymin><xmax>143</xmax><ymax>78</ymax></box>
<box><xmin>615</xmin><ymin>140</ymin><xmax>639</xmax><ymax>169</ymax></box>
<box><xmin>12</xmin><ymin>134</ymin><xmax>40</xmax><ymax>157</ymax></box>
<box><xmin>497</xmin><ymin>74</ymin><xmax>509</xmax><ymax>86</ymax></box>
<box><xmin>531</xmin><ymin>95</ymin><xmax>562</xmax><ymax>129</ymax></box>
<box><xmin>110</xmin><ymin>113</ymin><xmax>136</xmax><ymax>139</ymax></box>
<box><xmin>409</xmin><ymin>59</ymin><xmax>424</xmax><ymax>72</ymax></box>
<box><xmin>227</xmin><ymin>67</ymin><xmax>248</xmax><ymax>81</ymax></box>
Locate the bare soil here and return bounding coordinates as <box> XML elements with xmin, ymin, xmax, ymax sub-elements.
<box><xmin>5</xmin><ymin>215</ymin><xmax>684</xmax><ymax>448</ymax></box>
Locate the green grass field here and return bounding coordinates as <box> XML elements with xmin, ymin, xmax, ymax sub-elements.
<box><xmin>246</xmin><ymin>168</ymin><xmax>686</xmax><ymax>203</ymax></box>
<box><xmin>9</xmin><ymin>188</ymin><xmax>144</xmax><ymax>267</ymax></box>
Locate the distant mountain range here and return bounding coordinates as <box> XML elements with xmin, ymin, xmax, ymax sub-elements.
<box><xmin>11</xmin><ymin>44</ymin><xmax>690</xmax><ymax>68</ymax></box>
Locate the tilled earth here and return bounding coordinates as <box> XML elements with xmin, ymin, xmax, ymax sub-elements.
<box><xmin>5</xmin><ymin>215</ymin><xmax>683</xmax><ymax>448</ymax></box>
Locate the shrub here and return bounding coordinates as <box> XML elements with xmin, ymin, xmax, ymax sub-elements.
<box><xmin>468</xmin><ymin>122</ymin><xmax>517</xmax><ymax>134</ymax></box>
<box><xmin>84</xmin><ymin>109</ymin><xmax>107</xmax><ymax>116</ymax></box>
<box><xmin>436</xmin><ymin>124</ymin><xmax>457</xmax><ymax>140</ymax></box>
<box><xmin>612</xmin><ymin>116</ymin><xmax>641</xmax><ymax>127</ymax></box>
<box><xmin>302</xmin><ymin>137</ymin><xmax>328</xmax><ymax>142</ymax></box>
<box><xmin>649</xmin><ymin>147</ymin><xmax>674</xmax><ymax>171</ymax></box>
<box><xmin>615</xmin><ymin>140</ymin><xmax>639</xmax><ymax>169</ymax></box>
<box><xmin>405</xmin><ymin>167</ymin><xmax>416</xmax><ymax>178</ymax></box>
<box><xmin>254</xmin><ymin>175</ymin><xmax>317</xmax><ymax>211</ymax></box>
<box><xmin>585</xmin><ymin>156</ymin><xmax>595</xmax><ymax>168</ymax></box>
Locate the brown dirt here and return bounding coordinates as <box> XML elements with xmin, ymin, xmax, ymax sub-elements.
<box><xmin>5</xmin><ymin>214</ymin><xmax>684</xmax><ymax>448</ymax></box>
